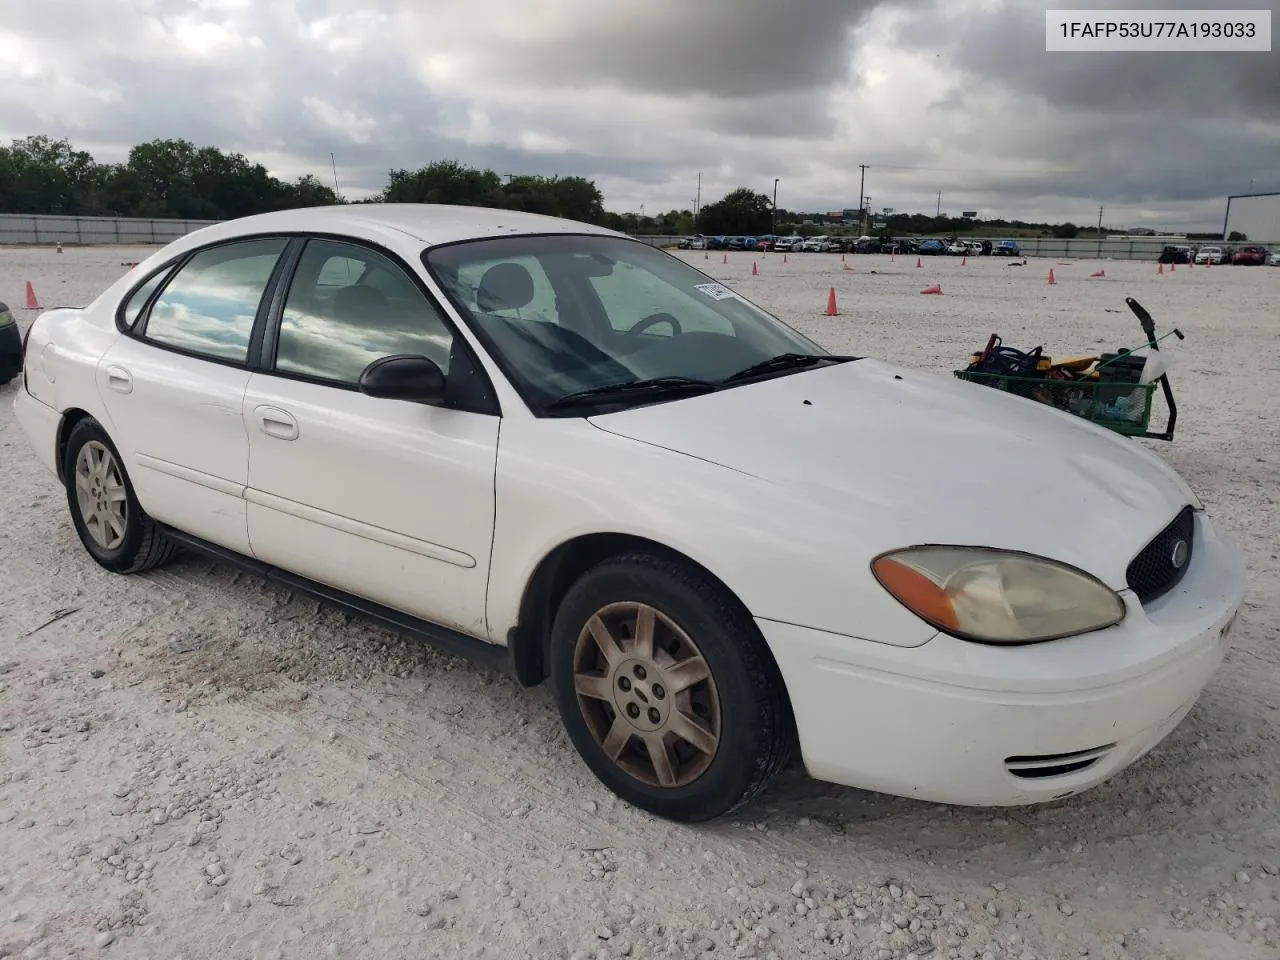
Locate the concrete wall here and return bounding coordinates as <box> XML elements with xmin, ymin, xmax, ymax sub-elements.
<box><xmin>3</xmin><ymin>215</ymin><xmax>1273</xmax><ymax>260</ymax></box>
<box><xmin>0</xmin><ymin>213</ymin><xmax>219</xmax><ymax>246</ymax></box>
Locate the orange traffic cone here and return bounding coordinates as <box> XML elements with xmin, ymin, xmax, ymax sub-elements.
<box><xmin>824</xmin><ymin>287</ymin><xmax>838</xmax><ymax>316</ymax></box>
<box><xmin>961</xmin><ymin>255</ymin><xmax>966</xmax><ymax>266</ymax></box>
<box><xmin>920</xmin><ymin>283</ymin><xmax>942</xmax><ymax>295</ymax></box>
<box><xmin>841</xmin><ymin>253</ymin><xmax>846</xmax><ymax>262</ymax></box>
<box><xmin>783</xmin><ymin>252</ymin><xmax>789</xmax><ymax>264</ymax></box>
<box><xmin>723</xmin><ymin>253</ymin><xmax>728</xmax><ymax>264</ymax></box>
<box><xmin>1157</xmin><ymin>261</ymin><xmax>1164</xmax><ymax>274</ymax></box>
<box><xmin>25</xmin><ymin>281</ymin><xmax>40</xmax><ymax>309</ymax></box>
<box><xmin>915</xmin><ymin>257</ymin><xmax>923</xmax><ymax>268</ymax></box>
<box><xmin>1047</xmin><ymin>268</ymin><xmax>1056</xmax><ymax>285</ymax></box>
<box><xmin>752</xmin><ymin>261</ymin><xmax>758</xmax><ymax>276</ymax></box>
<box><xmin>1170</xmin><ymin>262</ymin><xmax>1176</xmax><ymax>272</ymax></box>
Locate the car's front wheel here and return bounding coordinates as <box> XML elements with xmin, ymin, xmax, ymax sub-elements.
<box><xmin>549</xmin><ymin>552</ymin><xmax>795</xmax><ymax>822</ymax></box>
<box><xmin>62</xmin><ymin>418</ymin><xmax>177</xmax><ymax>574</ymax></box>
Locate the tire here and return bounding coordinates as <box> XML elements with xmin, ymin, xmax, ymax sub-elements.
<box><xmin>62</xmin><ymin>417</ymin><xmax>178</xmax><ymax>574</ymax></box>
<box><xmin>549</xmin><ymin>552</ymin><xmax>795</xmax><ymax>822</ymax></box>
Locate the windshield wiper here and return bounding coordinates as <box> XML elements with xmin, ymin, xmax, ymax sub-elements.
<box><xmin>721</xmin><ymin>353</ymin><xmax>857</xmax><ymax>384</ymax></box>
<box><xmin>545</xmin><ymin>376</ymin><xmax>719</xmax><ymax>411</ymax></box>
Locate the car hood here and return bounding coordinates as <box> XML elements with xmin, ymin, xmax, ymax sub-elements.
<box><xmin>588</xmin><ymin>358</ymin><xmax>1195</xmax><ymax>591</ymax></box>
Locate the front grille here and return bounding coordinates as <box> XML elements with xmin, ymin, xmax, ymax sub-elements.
<box><xmin>1004</xmin><ymin>744</ymin><xmax>1115</xmax><ymax>780</ymax></box>
<box><xmin>1126</xmin><ymin>506</ymin><xmax>1195</xmax><ymax>604</ymax></box>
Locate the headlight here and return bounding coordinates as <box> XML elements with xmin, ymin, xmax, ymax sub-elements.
<box><xmin>0</xmin><ymin>307</ymin><xmax>14</xmax><ymax>328</ymax></box>
<box><xmin>871</xmin><ymin>546</ymin><xmax>1125</xmax><ymax>644</ymax></box>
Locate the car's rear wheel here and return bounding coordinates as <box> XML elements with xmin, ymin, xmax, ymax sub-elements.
<box><xmin>62</xmin><ymin>418</ymin><xmax>177</xmax><ymax>574</ymax></box>
<box><xmin>549</xmin><ymin>552</ymin><xmax>795</xmax><ymax>822</ymax></box>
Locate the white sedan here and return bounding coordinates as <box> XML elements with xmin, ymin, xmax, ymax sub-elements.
<box><xmin>13</xmin><ymin>204</ymin><xmax>1245</xmax><ymax>822</ymax></box>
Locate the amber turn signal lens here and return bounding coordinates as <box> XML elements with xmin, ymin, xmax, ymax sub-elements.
<box><xmin>871</xmin><ymin>556</ymin><xmax>960</xmax><ymax>631</ymax></box>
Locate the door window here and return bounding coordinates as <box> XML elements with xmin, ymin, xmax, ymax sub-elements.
<box><xmin>120</xmin><ymin>266</ymin><xmax>174</xmax><ymax>332</ymax></box>
<box><xmin>142</xmin><ymin>238</ymin><xmax>289</xmax><ymax>362</ymax></box>
<box><xmin>274</xmin><ymin>239</ymin><xmax>455</xmax><ymax>384</ymax></box>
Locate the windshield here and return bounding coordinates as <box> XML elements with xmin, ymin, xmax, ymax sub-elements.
<box><xmin>423</xmin><ymin>233</ymin><xmax>831</xmax><ymax>413</ymax></box>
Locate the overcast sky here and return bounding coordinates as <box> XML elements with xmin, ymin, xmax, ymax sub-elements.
<box><xmin>1</xmin><ymin>0</ymin><xmax>1276</xmax><ymax>230</ymax></box>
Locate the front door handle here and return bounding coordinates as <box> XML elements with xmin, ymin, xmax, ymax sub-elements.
<box><xmin>105</xmin><ymin>365</ymin><xmax>133</xmax><ymax>393</ymax></box>
<box><xmin>254</xmin><ymin>405</ymin><xmax>299</xmax><ymax>441</ymax></box>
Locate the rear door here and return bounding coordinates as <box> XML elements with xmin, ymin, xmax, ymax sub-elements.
<box><xmin>96</xmin><ymin>236</ymin><xmax>292</xmax><ymax>555</ymax></box>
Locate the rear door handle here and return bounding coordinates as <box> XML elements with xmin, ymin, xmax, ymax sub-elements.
<box><xmin>254</xmin><ymin>405</ymin><xmax>299</xmax><ymax>441</ymax></box>
<box><xmin>105</xmin><ymin>365</ymin><xmax>133</xmax><ymax>394</ymax></box>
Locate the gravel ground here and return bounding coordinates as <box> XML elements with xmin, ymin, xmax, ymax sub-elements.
<box><xmin>1</xmin><ymin>244</ymin><xmax>1278</xmax><ymax>960</ymax></box>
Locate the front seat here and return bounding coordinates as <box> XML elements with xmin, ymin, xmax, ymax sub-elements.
<box><xmin>330</xmin><ymin>283</ymin><xmax>391</xmax><ymax>323</ymax></box>
<box><xmin>276</xmin><ymin>283</ymin><xmax>393</xmax><ymax>381</ymax></box>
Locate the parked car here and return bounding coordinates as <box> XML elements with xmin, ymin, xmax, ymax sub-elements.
<box><xmin>1157</xmin><ymin>245</ymin><xmax>1193</xmax><ymax>264</ymax></box>
<box><xmin>917</xmin><ymin>239</ymin><xmax>946</xmax><ymax>255</ymax></box>
<box><xmin>800</xmin><ymin>236</ymin><xmax>832</xmax><ymax>252</ymax></box>
<box><xmin>773</xmin><ymin>236</ymin><xmax>803</xmax><ymax>252</ymax></box>
<box><xmin>992</xmin><ymin>240</ymin><xmax>1022</xmax><ymax>257</ymax></box>
<box><xmin>1232</xmin><ymin>245</ymin><xmax>1268</xmax><ymax>266</ymax></box>
<box><xmin>1194</xmin><ymin>246</ymin><xmax>1226</xmax><ymax>265</ymax></box>
<box><xmin>1269</xmin><ymin>249</ymin><xmax>1280</xmax><ymax>266</ymax></box>
<box><xmin>0</xmin><ymin>300</ymin><xmax>21</xmax><ymax>385</ymax></box>
<box><xmin>13</xmin><ymin>203</ymin><xmax>1246</xmax><ymax>823</ymax></box>
<box><xmin>964</xmin><ymin>241</ymin><xmax>984</xmax><ymax>257</ymax></box>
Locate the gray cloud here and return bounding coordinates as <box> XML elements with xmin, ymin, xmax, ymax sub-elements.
<box><xmin>0</xmin><ymin>0</ymin><xmax>1274</xmax><ymax>228</ymax></box>
<box><xmin>461</xmin><ymin>0</ymin><xmax>885</xmax><ymax>98</ymax></box>
<box><xmin>895</xmin><ymin>0</ymin><xmax>1278</xmax><ymax>120</ymax></box>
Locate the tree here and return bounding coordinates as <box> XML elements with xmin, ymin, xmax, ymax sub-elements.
<box><xmin>1052</xmin><ymin>222</ymin><xmax>1079</xmax><ymax>239</ymax></box>
<box><xmin>383</xmin><ymin>159</ymin><xmax>503</xmax><ymax>205</ymax></box>
<box><xmin>695</xmin><ymin>188</ymin><xmax>774</xmax><ymax>235</ymax></box>
<box><xmin>1228</xmin><ymin>230</ymin><xmax>1247</xmax><ymax>241</ymax></box>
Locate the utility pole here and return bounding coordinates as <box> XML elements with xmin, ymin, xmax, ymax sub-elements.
<box><xmin>329</xmin><ymin>152</ymin><xmax>341</xmax><ymax>198</ymax></box>
<box><xmin>1097</xmin><ymin>205</ymin><xmax>1104</xmax><ymax>234</ymax></box>
<box><xmin>772</xmin><ymin>178</ymin><xmax>779</xmax><ymax>237</ymax></box>
<box><xmin>936</xmin><ymin>191</ymin><xmax>942</xmax><ymax>217</ymax></box>
<box><xmin>857</xmin><ymin>164</ymin><xmax>868</xmax><ymax>235</ymax></box>
<box><xmin>695</xmin><ymin>172</ymin><xmax>701</xmax><ymax>222</ymax></box>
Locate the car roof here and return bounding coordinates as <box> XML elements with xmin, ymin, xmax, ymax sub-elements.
<box><xmin>177</xmin><ymin>202</ymin><xmax>625</xmax><ymax>248</ymax></box>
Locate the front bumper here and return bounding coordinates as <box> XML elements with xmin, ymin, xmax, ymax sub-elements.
<box><xmin>761</xmin><ymin>510</ymin><xmax>1246</xmax><ymax>806</ymax></box>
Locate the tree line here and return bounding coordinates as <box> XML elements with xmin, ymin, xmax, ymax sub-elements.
<box><xmin>1</xmin><ymin>134</ymin><xmax>1149</xmax><ymax>239</ymax></box>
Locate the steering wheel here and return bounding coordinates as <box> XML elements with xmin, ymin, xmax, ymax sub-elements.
<box><xmin>625</xmin><ymin>312</ymin><xmax>683</xmax><ymax>338</ymax></box>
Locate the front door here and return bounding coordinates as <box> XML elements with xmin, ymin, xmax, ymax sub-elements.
<box><xmin>95</xmin><ymin>236</ymin><xmax>292</xmax><ymax>555</ymax></box>
<box><xmin>241</xmin><ymin>236</ymin><xmax>500</xmax><ymax>638</ymax></box>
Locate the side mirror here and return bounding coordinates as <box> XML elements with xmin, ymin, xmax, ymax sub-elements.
<box><xmin>358</xmin><ymin>354</ymin><xmax>445</xmax><ymax>402</ymax></box>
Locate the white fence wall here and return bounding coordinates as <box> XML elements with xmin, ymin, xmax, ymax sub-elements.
<box><xmin>3</xmin><ymin>215</ymin><xmax>1273</xmax><ymax>261</ymax></box>
<box><xmin>0</xmin><ymin>213</ymin><xmax>220</xmax><ymax>246</ymax></box>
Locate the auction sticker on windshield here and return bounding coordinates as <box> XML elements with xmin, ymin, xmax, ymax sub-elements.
<box><xmin>693</xmin><ymin>282</ymin><xmax>737</xmax><ymax>301</ymax></box>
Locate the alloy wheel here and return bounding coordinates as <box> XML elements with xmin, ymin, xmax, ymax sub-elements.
<box><xmin>74</xmin><ymin>440</ymin><xmax>128</xmax><ymax>551</ymax></box>
<box><xmin>572</xmin><ymin>601</ymin><xmax>721</xmax><ymax>788</ymax></box>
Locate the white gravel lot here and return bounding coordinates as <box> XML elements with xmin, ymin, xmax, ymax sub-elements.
<box><xmin>1</xmin><ymin>244</ymin><xmax>1278</xmax><ymax>960</ymax></box>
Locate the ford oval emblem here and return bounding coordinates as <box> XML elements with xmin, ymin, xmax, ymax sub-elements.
<box><xmin>1170</xmin><ymin>538</ymin><xmax>1189</xmax><ymax>569</ymax></box>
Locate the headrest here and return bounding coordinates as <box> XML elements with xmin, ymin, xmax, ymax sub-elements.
<box><xmin>331</xmin><ymin>284</ymin><xmax>389</xmax><ymax>320</ymax></box>
<box><xmin>476</xmin><ymin>262</ymin><xmax>535</xmax><ymax>312</ymax></box>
